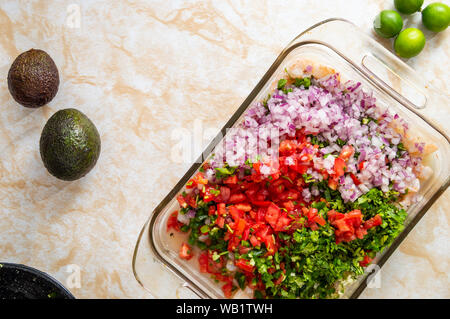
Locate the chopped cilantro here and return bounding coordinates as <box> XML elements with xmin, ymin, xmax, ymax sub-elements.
<box><xmin>215</xmin><ymin>165</ymin><xmax>236</xmax><ymax>179</ymax></box>
<box><xmin>262</xmin><ymin>94</ymin><xmax>271</xmax><ymax>110</ymax></box>
<box><xmin>210</xmin><ymin>188</ymin><xmax>220</xmax><ymax>196</ymax></box>
<box><xmin>302</xmin><ymin>173</ymin><xmax>315</xmax><ymax>184</ymax></box>
<box><xmin>277</xmin><ymin>79</ymin><xmax>288</xmax><ymax>90</ymax></box>
<box><xmin>281</xmin><ymin>175</ymin><xmax>293</xmax><ymax>184</ymax></box>
<box><xmin>174</xmin><ymin>77</ymin><xmax>411</xmax><ymax>299</ymax></box>
<box><xmin>336</xmin><ymin>138</ymin><xmax>346</xmax><ymax>147</ymax></box>
<box><xmin>308</xmin><ymin>134</ymin><xmax>329</xmax><ymax>148</ymax></box>
<box><xmin>294</xmin><ymin>77</ymin><xmax>311</xmax><ymax>89</ymax></box>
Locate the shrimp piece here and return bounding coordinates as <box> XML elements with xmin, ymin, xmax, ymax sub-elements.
<box><xmin>402</xmin><ymin>134</ymin><xmax>438</xmax><ymax>157</ymax></box>
<box><xmin>411</xmin><ymin>164</ymin><xmax>433</xmax><ymax>182</ymax></box>
<box><xmin>399</xmin><ymin>190</ymin><xmax>418</xmax><ymax>207</ymax></box>
<box><xmin>269</xmin><ymin>60</ymin><xmax>337</xmax><ymax>91</ymax></box>
<box><xmin>287</xmin><ymin>59</ymin><xmax>336</xmax><ymax>79</ymax></box>
<box><xmin>390</xmin><ymin>119</ymin><xmax>438</xmax><ymax>157</ymax></box>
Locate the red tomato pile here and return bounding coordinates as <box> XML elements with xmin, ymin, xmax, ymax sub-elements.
<box><xmin>327</xmin><ymin>209</ymin><xmax>382</xmax><ymax>244</ymax></box>
<box><xmin>168</xmin><ymin>130</ymin><xmax>382</xmax><ymax>297</ymax></box>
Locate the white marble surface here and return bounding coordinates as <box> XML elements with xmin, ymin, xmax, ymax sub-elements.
<box><xmin>0</xmin><ymin>0</ymin><xmax>448</xmax><ymax>298</ymax></box>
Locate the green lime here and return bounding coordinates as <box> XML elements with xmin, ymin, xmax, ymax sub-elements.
<box><xmin>422</xmin><ymin>2</ymin><xmax>450</xmax><ymax>32</ymax></box>
<box><xmin>394</xmin><ymin>28</ymin><xmax>426</xmax><ymax>58</ymax></box>
<box><xmin>394</xmin><ymin>0</ymin><xmax>424</xmax><ymax>14</ymax></box>
<box><xmin>373</xmin><ymin>10</ymin><xmax>404</xmax><ymax>38</ymax></box>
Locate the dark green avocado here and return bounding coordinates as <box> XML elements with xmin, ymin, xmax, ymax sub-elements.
<box><xmin>7</xmin><ymin>49</ymin><xmax>59</xmax><ymax>108</ymax></box>
<box><xmin>39</xmin><ymin>109</ymin><xmax>101</xmax><ymax>181</ymax></box>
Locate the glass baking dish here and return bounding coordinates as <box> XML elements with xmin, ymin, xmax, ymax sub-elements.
<box><xmin>132</xmin><ymin>18</ymin><xmax>450</xmax><ymax>299</ymax></box>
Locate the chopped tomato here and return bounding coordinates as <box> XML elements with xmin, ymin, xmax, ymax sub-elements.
<box><xmin>178</xmin><ymin>193</ymin><xmax>197</xmax><ymax>209</ymax></box>
<box><xmin>278</xmin><ymin>189</ymin><xmax>301</xmax><ymax>201</ymax></box>
<box><xmin>279</xmin><ymin>139</ymin><xmax>296</xmax><ymax>155</ymax></box>
<box><xmin>287</xmin><ymin>170</ymin><xmax>298</xmax><ymax>182</ymax></box>
<box><xmin>216</xmin><ymin>215</ymin><xmax>225</xmax><ymax>228</ymax></box>
<box><xmin>216</xmin><ymin>186</ymin><xmax>231</xmax><ymax>203</ymax></box>
<box><xmin>274</xmin><ymin>273</ymin><xmax>285</xmax><ymax>286</ymax></box>
<box><xmin>358</xmin><ymin>161</ymin><xmax>366</xmax><ymax>171</ymax></box>
<box><xmin>235</xmin><ymin>259</ymin><xmax>255</xmax><ymax>273</ymax></box>
<box><xmin>303</xmin><ymin>207</ymin><xmax>326</xmax><ymax>229</ymax></box>
<box><xmin>339</xmin><ymin>145</ymin><xmax>354</xmax><ymax>161</ymax></box>
<box><xmin>364</xmin><ymin>214</ymin><xmax>382</xmax><ymax>229</ymax></box>
<box><xmin>229</xmin><ymin>193</ymin><xmax>247</xmax><ymax>204</ymax></box>
<box><xmin>185</xmin><ymin>178</ymin><xmax>196</xmax><ymax>189</ymax></box>
<box><xmin>359</xmin><ymin>254</ymin><xmax>373</xmax><ymax>267</ymax></box>
<box><xmin>263</xmin><ymin>234</ymin><xmax>276</xmax><ymax>254</ymax></box>
<box><xmin>333</xmin><ymin>218</ymin><xmax>352</xmax><ymax>237</ymax></box>
<box><xmin>179</xmin><ymin>243</ymin><xmax>193</xmax><ymax>260</ymax></box>
<box><xmin>234</xmin><ymin>203</ymin><xmax>252</xmax><ymax>212</ymax></box>
<box><xmin>227</xmin><ymin>236</ymin><xmax>237</xmax><ymax>251</ymax></box>
<box><xmin>327</xmin><ymin>209</ymin><xmax>344</xmax><ymax>222</ymax></box>
<box><xmin>355</xmin><ymin>227</ymin><xmax>368</xmax><ymax>239</ymax></box>
<box><xmin>202</xmin><ymin>186</ymin><xmax>218</xmax><ymax>202</ymax></box>
<box><xmin>223</xmin><ymin>175</ymin><xmax>238</xmax><ymax>185</ymax></box>
<box><xmin>256</xmin><ymin>208</ymin><xmax>266</xmax><ymax>223</ymax></box>
<box><xmin>350</xmin><ymin>173</ymin><xmax>361</xmax><ymax>186</ymax></box>
<box><xmin>296</xmin><ymin>128</ymin><xmax>307</xmax><ymax>142</ymax></box>
<box><xmin>249</xmin><ymin>235</ymin><xmax>261</xmax><ymax>247</ymax></box>
<box><xmin>201</xmin><ymin>162</ymin><xmax>211</xmax><ymax>171</ymax></box>
<box><xmin>198</xmin><ymin>252</ymin><xmax>209</xmax><ymax>273</ymax></box>
<box><xmin>269</xmin><ymin>171</ymin><xmax>281</xmax><ymax>181</ymax></box>
<box><xmin>238</xmin><ymin>246</ymin><xmax>251</xmax><ymax>255</ymax></box>
<box><xmin>314</xmin><ymin>215</ymin><xmax>326</xmax><ymax>226</ymax></box>
<box><xmin>265</xmin><ymin>203</ymin><xmax>281</xmax><ymax>227</ymax></box>
<box><xmin>333</xmin><ymin>157</ymin><xmax>346</xmax><ymax>177</ymax></box>
<box><xmin>193</xmin><ymin>172</ymin><xmax>208</xmax><ymax>185</ymax></box>
<box><xmin>186</xmin><ymin>195</ymin><xmax>198</xmax><ymax>208</ymax></box>
<box><xmin>221</xmin><ymin>282</ymin><xmax>234</xmax><ymax>298</ymax></box>
<box><xmin>282</xmin><ymin>201</ymin><xmax>295</xmax><ymax>211</ymax></box>
<box><xmin>200</xmin><ymin>250</ymin><xmax>225</xmax><ymax>274</ymax></box>
<box><xmin>167</xmin><ymin>211</ymin><xmax>182</xmax><ymax>232</ymax></box>
<box><xmin>328</xmin><ymin>178</ymin><xmax>338</xmax><ymax>190</ymax></box>
<box><xmin>242</xmin><ymin>226</ymin><xmax>250</xmax><ymax>242</ymax></box>
<box><xmin>229</xmin><ymin>205</ymin><xmax>243</xmax><ymax>222</ymax></box>
<box><xmin>328</xmin><ymin>209</ymin><xmax>381</xmax><ymax>244</ymax></box>
<box><xmin>306</xmin><ymin>207</ymin><xmax>318</xmax><ymax>221</ymax></box>
<box><xmin>274</xmin><ymin>212</ymin><xmax>292</xmax><ymax>232</ymax></box>
<box><xmin>293</xmin><ymin>162</ymin><xmax>309</xmax><ymax>174</ymax></box>
<box><xmin>214</xmin><ymin>273</ymin><xmax>233</xmax><ymax>283</ymax></box>
<box><xmin>257</xmin><ymin>224</ymin><xmax>272</xmax><ymax>239</ymax></box>
<box><xmin>217</xmin><ymin>203</ymin><xmax>227</xmax><ymax>216</ymax></box>
<box><xmin>176</xmin><ymin>194</ymin><xmax>188</xmax><ymax>209</ymax></box>
<box><xmin>235</xmin><ymin>218</ymin><xmax>247</xmax><ymax>237</ymax></box>
<box><xmin>251</xmin><ymin>200</ymin><xmax>272</xmax><ymax>207</ymax></box>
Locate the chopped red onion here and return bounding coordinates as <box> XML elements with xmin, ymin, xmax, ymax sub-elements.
<box><xmin>186</xmin><ymin>210</ymin><xmax>196</xmax><ymax>219</ymax></box>
<box><xmin>206</xmin><ymin>73</ymin><xmax>424</xmax><ymax>203</ymax></box>
<box><xmin>226</xmin><ymin>260</ymin><xmax>237</xmax><ymax>272</ymax></box>
<box><xmin>177</xmin><ymin>212</ymin><xmax>192</xmax><ymax>225</ymax></box>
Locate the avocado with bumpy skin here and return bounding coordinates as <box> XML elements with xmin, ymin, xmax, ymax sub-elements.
<box><xmin>7</xmin><ymin>49</ymin><xmax>59</xmax><ymax>108</ymax></box>
<box><xmin>40</xmin><ymin>109</ymin><xmax>101</xmax><ymax>181</ymax></box>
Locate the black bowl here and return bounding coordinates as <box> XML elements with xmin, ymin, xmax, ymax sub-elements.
<box><xmin>0</xmin><ymin>263</ymin><xmax>74</xmax><ymax>299</ymax></box>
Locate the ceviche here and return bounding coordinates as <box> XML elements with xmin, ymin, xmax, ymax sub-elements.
<box><xmin>167</xmin><ymin>61</ymin><xmax>435</xmax><ymax>299</ymax></box>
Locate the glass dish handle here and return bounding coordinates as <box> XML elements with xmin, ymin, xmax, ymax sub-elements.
<box><xmin>132</xmin><ymin>218</ymin><xmax>187</xmax><ymax>298</ymax></box>
<box><xmin>288</xmin><ymin>18</ymin><xmax>449</xmax><ymax>140</ymax></box>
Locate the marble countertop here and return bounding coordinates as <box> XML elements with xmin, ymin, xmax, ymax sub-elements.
<box><xmin>0</xmin><ymin>0</ymin><xmax>448</xmax><ymax>299</ymax></box>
